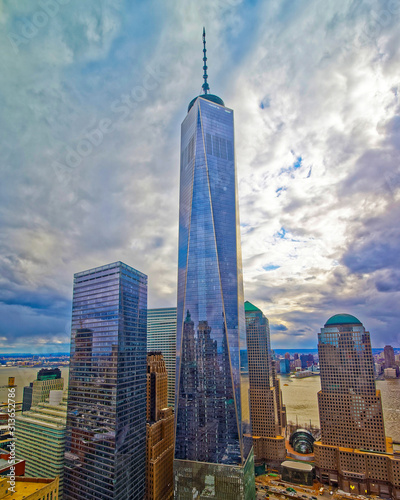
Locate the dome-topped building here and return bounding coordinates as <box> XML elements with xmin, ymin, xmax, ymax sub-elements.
<box><xmin>314</xmin><ymin>313</ymin><xmax>400</xmax><ymax>499</ymax></box>
<box><xmin>188</xmin><ymin>94</ymin><xmax>224</xmax><ymax>113</ymax></box>
<box><xmin>324</xmin><ymin>313</ymin><xmax>362</xmax><ymax>327</ymax></box>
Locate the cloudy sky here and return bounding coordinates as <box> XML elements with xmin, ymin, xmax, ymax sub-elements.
<box><xmin>1</xmin><ymin>0</ymin><xmax>399</xmax><ymax>353</ymax></box>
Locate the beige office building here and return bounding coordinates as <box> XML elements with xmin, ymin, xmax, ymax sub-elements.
<box><xmin>245</xmin><ymin>301</ymin><xmax>286</xmax><ymax>468</ymax></box>
<box><xmin>314</xmin><ymin>314</ymin><xmax>400</xmax><ymax>499</ymax></box>
<box><xmin>31</xmin><ymin>369</ymin><xmax>64</xmax><ymax>408</ymax></box>
<box><xmin>146</xmin><ymin>352</ymin><xmax>174</xmax><ymax>500</ymax></box>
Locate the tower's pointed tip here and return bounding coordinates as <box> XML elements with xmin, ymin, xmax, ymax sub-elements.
<box><xmin>202</xmin><ymin>27</ymin><xmax>209</xmax><ymax>95</ymax></box>
<box><xmin>187</xmin><ymin>27</ymin><xmax>225</xmax><ymax>112</ymax></box>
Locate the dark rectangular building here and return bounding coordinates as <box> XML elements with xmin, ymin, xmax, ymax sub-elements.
<box><xmin>63</xmin><ymin>261</ymin><xmax>147</xmax><ymax>499</ymax></box>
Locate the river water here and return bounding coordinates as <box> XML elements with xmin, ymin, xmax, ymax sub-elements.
<box><xmin>0</xmin><ymin>366</ymin><xmax>70</xmax><ymax>404</ymax></box>
<box><xmin>2</xmin><ymin>367</ymin><xmax>399</xmax><ymax>442</ymax></box>
<box><xmin>278</xmin><ymin>374</ymin><xmax>400</xmax><ymax>442</ymax></box>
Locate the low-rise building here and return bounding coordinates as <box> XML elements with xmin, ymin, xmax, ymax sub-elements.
<box><xmin>0</xmin><ymin>455</ymin><xmax>25</xmax><ymax>477</ymax></box>
<box><xmin>384</xmin><ymin>368</ymin><xmax>397</xmax><ymax>379</ymax></box>
<box><xmin>281</xmin><ymin>461</ymin><xmax>314</xmax><ymax>486</ymax></box>
<box><xmin>0</xmin><ymin>476</ymin><xmax>59</xmax><ymax>499</ymax></box>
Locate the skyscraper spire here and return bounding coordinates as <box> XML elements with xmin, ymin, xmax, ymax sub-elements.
<box><xmin>202</xmin><ymin>27</ymin><xmax>209</xmax><ymax>94</ymax></box>
<box><xmin>187</xmin><ymin>27</ymin><xmax>224</xmax><ymax>113</ymax></box>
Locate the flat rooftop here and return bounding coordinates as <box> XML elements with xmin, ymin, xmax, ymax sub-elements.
<box><xmin>282</xmin><ymin>460</ymin><xmax>313</xmax><ymax>472</ymax></box>
<box><xmin>4</xmin><ymin>478</ymin><xmax>56</xmax><ymax>499</ymax></box>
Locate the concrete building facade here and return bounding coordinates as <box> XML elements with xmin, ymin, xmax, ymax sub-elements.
<box><xmin>244</xmin><ymin>301</ymin><xmax>286</xmax><ymax>469</ymax></box>
<box><xmin>384</xmin><ymin>345</ymin><xmax>396</xmax><ymax>369</ymax></box>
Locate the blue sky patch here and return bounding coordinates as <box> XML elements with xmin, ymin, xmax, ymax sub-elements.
<box><xmin>263</xmin><ymin>264</ymin><xmax>281</xmax><ymax>271</ymax></box>
<box><xmin>293</xmin><ymin>156</ymin><xmax>302</xmax><ymax>169</ymax></box>
<box><xmin>275</xmin><ymin>227</ymin><xmax>287</xmax><ymax>239</ymax></box>
<box><xmin>260</xmin><ymin>96</ymin><xmax>271</xmax><ymax>109</ymax></box>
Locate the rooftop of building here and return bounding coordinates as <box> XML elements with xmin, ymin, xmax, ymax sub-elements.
<box><xmin>244</xmin><ymin>301</ymin><xmax>262</xmax><ymax>313</ymax></box>
<box><xmin>188</xmin><ymin>94</ymin><xmax>225</xmax><ymax>113</ymax></box>
<box><xmin>0</xmin><ymin>477</ymin><xmax>57</xmax><ymax>499</ymax></box>
<box><xmin>324</xmin><ymin>313</ymin><xmax>362</xmax><ymax>327</ymax></box>
<box><xmin>16</xmin><ymin>400</ymin><xmax>67</xmax><ymax>429</ymax></box>
<box><xmin>281</xmin><ymin>460</ymin><xmax>313</xmax><ymax>471</ymax></box>
<box><xmin>0</xmin><ymin>458</ymin><xmax>24</xmax><ymax>470</ymax></box>
<box><xmin>314</xmin><ymin>437</ymin><xmax>395</xmax><ymax>456</ymax></box>
<box><xmin>147</xmin><ymin>307</ymin><xmax>177</xmax><ymax>314</ymax></box>
<box><xmin>74</xmin><ymin>261</ymin><xmax>147</xmax><ymax>279</ymax></box>
<box><xmin>37</xmin><ymin>367</ymin><xmax>62</xmax><ymax>380</ymax></box>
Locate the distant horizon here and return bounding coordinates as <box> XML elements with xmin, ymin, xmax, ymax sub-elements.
<box><xmin>1</xmin><ymin>346</ymin><xmax>398</xmax><ymax>357</ymax></box>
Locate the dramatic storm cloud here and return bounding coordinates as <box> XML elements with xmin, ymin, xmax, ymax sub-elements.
<box><xmin>0</xmin><ymin>0</ymin><xmax>399</xmax><ymax>352</ymax></box>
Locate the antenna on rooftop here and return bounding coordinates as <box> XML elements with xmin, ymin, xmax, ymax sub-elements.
<box><xmin>202</xmin><ymin>27</ymin><xmax>210</xmax><ymax>95</ymax></box>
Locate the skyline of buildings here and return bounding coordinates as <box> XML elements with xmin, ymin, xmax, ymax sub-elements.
<box><xmin>3</xmin><ymin>1</ymin><xmax>400</xmax><ymax>357</ymax></box>
<box><xmin>4</xmin><ymin>25</ymin><xmax>400</xmax><ymax>500</ymax></box>
<box><xmin>63</xmin><ymin>262</ymin><xmax>148</xmax><ymax>499</ymax></box>
<box><xmin>7</xmin><ymin>295</ymin><xmax>400</xmax><ymax>499</ymax></box>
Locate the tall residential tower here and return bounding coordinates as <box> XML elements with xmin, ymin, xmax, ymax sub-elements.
<box><xmin>63</xmin><ymin>262</ymin><xmax>147</xmax><ymax>500</ymax></box>
<box><xmin>174</xmin><ymin>29</ymin><xmax>255</xmax><ymax>499</ymax></box>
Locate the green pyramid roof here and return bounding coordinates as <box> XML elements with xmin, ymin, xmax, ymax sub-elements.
<box><xmin>244</xmin><ymin>301</ymin><xmax>261</xmax><ymax>313</ymax></box>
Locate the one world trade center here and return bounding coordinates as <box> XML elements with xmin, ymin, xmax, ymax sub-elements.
<box><xmin>174</xmin><ymin>29</ymin><xmax>255</xmax><ymax>499</ymax></box>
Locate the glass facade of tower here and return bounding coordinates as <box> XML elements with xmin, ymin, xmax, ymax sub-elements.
<box><xmin>64</xmin><ymin>262</ymin><xmax>147</xmax><ymax>500</ymax></box>
<box><xmin>147</xmin><ymin>307</ymin><xmax>177</xmax><ymax>407</ymax></box>
<box><xmin>175</xmin><ymin>96</ymin><xmax>254</xmax><ymax>498</ymax></box>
